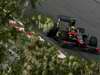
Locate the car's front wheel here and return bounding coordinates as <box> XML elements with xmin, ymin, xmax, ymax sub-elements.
<box><xmin>89</xmin><ymin>36</ymin><xmax>97</xmax><ymax>47</ymax></box>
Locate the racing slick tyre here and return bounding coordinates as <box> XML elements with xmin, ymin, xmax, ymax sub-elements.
<box><xmin>56</xmin><ymin>30</ymin><xmax>68</xmax><ymax>40</ymax></box>
<box><xmin>47</xmin><ymin>26</ymin><xmax>59</xmax><ymax>38</ymax></box>
<box><xmin>89</xmin><ymin>36</ymin><xmax>97</xmax><ymax>47</ymax></box>
<box><xmin>82</xmin><ymin>34</ymin><xmax>88</xmax><ymax>43</ymax></box>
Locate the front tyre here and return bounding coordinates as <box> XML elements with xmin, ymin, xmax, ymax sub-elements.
<box><xmin>89</xmin><ymin>36</ymin><xmax>97</xmax><ymax>47</ymax></box>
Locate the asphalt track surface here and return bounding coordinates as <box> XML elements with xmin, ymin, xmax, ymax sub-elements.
<box><xmin>36</xmin><ymin>0</ymin><xmax>100</xmax><ymax>61</ymax></box>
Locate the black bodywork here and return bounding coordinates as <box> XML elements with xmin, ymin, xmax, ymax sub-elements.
<box><xmin>47</xmin><ymin>15</ymin><xmax>100</xmax><ymax>54</ymax></box>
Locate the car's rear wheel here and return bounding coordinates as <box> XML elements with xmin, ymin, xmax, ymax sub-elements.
<box><xmin>47</xmin><ymin>26</ymin><xmax>59</xmax><ymax>38</ymax></box>
<box><xmin>89</xmin><ymin>36</ymin><xmax>97</xmax><ymax>47</ymax></box>
<box><xmin>56</xmin><ymin>30</ymin><xmax>69</xmax><ymax>40</ymax></box>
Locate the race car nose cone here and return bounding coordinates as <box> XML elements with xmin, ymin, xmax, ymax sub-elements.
<box><xmin>96</xmin><ymin>48</ymin><xmax>100</xmax><ymax>53</ymax></box>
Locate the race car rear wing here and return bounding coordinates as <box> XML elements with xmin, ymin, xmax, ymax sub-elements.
<box><xmin>57</xmin><ymin>15</ymin><xmax>76</xmax><ymax>23</ymax></box>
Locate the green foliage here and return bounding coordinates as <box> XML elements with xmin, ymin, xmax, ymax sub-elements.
<box><xmin>1</xmin><ymin>0</ymin><xmax>100</xmax><ymax>75</ymax></box>
<box><xmin>31</xmin><ymin>0</ymin><xmax>45</xmax><ymax>8</ymax></box>
<box><xmin>0</xmin><ymin>0</ymin><xmax>22</xmax><ymax>24</ymax></box>
<box><xmin>32</xmin><ymin>14</ymin><xmax>54</xmax><ymax>32</ymax></box>
<box><xmin>0</xmin><ymin>21</ymin><xmax>100</xmax><ymax>75</ymax></box>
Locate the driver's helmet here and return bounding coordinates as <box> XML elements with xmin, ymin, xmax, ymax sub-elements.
<box><xmin>71</xmin><ymin>26</ymin><xmax>76</xmax><ymax>30</ymax></box>
<box><xmin>69</xmin><ymin>26</ymin><xmax>76</xmax><ymax>32</ymax></box>
<box><xmin>68</xmin><ymin>26</ymin><xmax>77</xmax><ymax>37</ymax></box>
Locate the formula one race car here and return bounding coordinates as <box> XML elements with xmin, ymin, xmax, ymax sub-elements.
<box><xmin>47</xmin><ymin>15</ymin><xmax>100</xmax><ymax>54</ymax></box>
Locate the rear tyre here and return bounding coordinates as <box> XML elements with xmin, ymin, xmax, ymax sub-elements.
<box><xmin>82</xmin><ymin>34</ymin><xmax>88</xmax><ymax>43</ymax></box>
<box><xmin>89</xmin><ymin>36</ymin><xmax>97</xmax><ymax>47</ymax></box>
<box><xmin>57</xmin><ymin>30</ymin><xmax>68</xmax><ymax>40</ymax></box>
<box><xmin>47</xmin><ymin>26</ymin><xmax>59</xmax><ymax>38</ymax></box>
